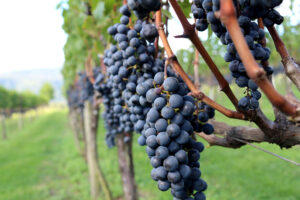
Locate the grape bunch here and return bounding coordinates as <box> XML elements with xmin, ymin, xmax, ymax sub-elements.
<box><xmin>132</xmin><ymin>66</ymin><xmax>215</xmax><ymax>200</ymax></box>
<box><xmin>67</xmin><ymin>84</ymin><xmax>83</xmax><ymax>110</ymax></box>
<box><xmin>93</xmin><ymin>70</ymin><xmax>118</xmax><ymax>147</ymax></box>
<box><xmin>77</xmin><ymin>72</ymin><xmax>94</xmax><ymax>104</ymax></box>
<box><xmin>240</xmin><ymin>0</ymin><xmax>284</xmax><ymax>27</ymax></box>
<box><xmin>102</xmin><ymin>3</ymin><xmax>216</xmax><ymax>199</ymax></box>
<box><xmin>103</xmin><ymin>4</ymin><xmax>162</xmax><ymax>146</ymax></box>
<box><xmin>191</xmin><ymin>0</ymin><xmax>284</xmax><ymax>111</ymax></box>
<box><xmin>67</xmin><ymin>69</ymin><xmax>101</xmax><ymax>136</ymax></box>
<box><xmin>100</xmin><ymin>43</ymin><xmax>132</xmax><ymax>147</ymax></box>
<box><xmin>128</xmin><ymin>0</ymin><xmax>161</xmax><ymax>19</ymax></box>
<box><xmin>94</xmin><ymin>73</ymin><xmax>108</xmax><ymax>96</ymax></box>
<box><xmin>192</xmin><ymin>0</ymin><xmax>208</xmax><ymax>32</ymax></box>
<box><xmin>77</xmin><ymin>69</ymin><xmax>101</xmax><ymax>105</ymax></box>
<box><xmin>103</xmin><ymin>10</ymin><xmax>137</xmax><ymax>145</ymax></box>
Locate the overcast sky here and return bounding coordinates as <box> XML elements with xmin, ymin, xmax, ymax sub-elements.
<box><xmin>0</xmin><ymin>0</ymin><xmax>66</xmax><ymax>75</ymax></box>
<box><xmin>0</xmin><ymin>0</ymin><xmax>297</xmax><ymax>75</ymax></box>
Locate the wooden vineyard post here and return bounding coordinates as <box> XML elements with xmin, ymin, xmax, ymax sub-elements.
<box><xmin>69</xmin><ymin>109</ymin><xmax>85</xmax><ymax>159</ymax></box>
<box><xmin>1</xmin><ymin>114</ymin><xmax>7</xmax><ymax>140</ymax></box>
<box><xmin>116</xmin><ymin>133</ymin><xmax>138</xmax><ymax>200</ymax></box>
<box><xmin>18</xmin><ymin>109</ymin><xmax>24</xmax><ymax>130</ymax></box>
<box><xmin>78</xmin><ymin>107</ymin><xmax>87</xmax><ymax>161</ymax></box>
<box><xmin>83</xmin><ymin>101</ymin><xmax>112</xmax><ymax>200</ymax></box>
<box><xmin>77</xmin><ymin>107</ymin><xmax>86</xmax><ymax>144</ymax></box>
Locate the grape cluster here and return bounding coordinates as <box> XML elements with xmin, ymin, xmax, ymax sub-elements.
<box><xmin>103</xmin><ymin>4</ymin><xmax>164</xmax><ymax>146</ymax></box>
<box><xmin>67</xmin><ymin>85</ymin><xmax>83</xmax><ymax>109</ymax></box>
<box><xmin>103</xmin><ymin>5</ymin><xmax>141</xmax><ymax>146</ymax></box>
<box><xmin>67</xmin><ymin>69</ymin><xmax>101</xmax><ymax>135</ymax></box>
<box><xmin>240</xmin><ymin>0</ymin><xmax>284</xmax><ymax>27</ymax></box>
<box><xmin>192</xmin><ymin>0</ymin><xmax>208</xmax><ymax>32</ymax></box>
<box><xmin>93</xmin><ymin>70</ymin><xmax>117</xmax><ymax>147</ymax></box>
<box><xmin>68</xmin><ymin>69</ymin><xmax>101</xmax><ymax>109</ymax></box>
<box><xmin>128</xmin><ymin>0</ymin><xmax>161</xmax><ymax>19</ymax></box>
<box><xmin>102</xmin><ymin>3</ymin><xmax>216</xmax><ymax>199</ymax></box>
<box><xmin>93</xmin><ymin>73</ymin><xmax>107</xmax><ymax>96</ymax></box>
<box><xmin>133</xmin><ymin>67</ymin><xmax>215</xmax><ymax>199</ymax></box>
<box><xmin>191</xmin><ymin>0</ymin><xmax>283</xmax><ymax>111</ymax></box>
<box><xmin>78</xmin><ymin>71</ymin><xmax>98</xmax><ymax>104</ymax></box>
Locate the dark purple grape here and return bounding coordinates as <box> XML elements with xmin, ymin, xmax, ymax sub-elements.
<box><xmin>155</xmin><ymin>118</ymin><xmax>168</xmax><ymax>132</ymax></box>
<box><xmin>146</xmin><ymin>135</ymin><xmax>158</xmax><ymax>148</ymax></box>
<box><xmin>163</xmin><ymin>77</ymin><xmax>179</xmax><ymax>92</ymax></box>
<box><xmin>156</xmin><ymin>132</ymin><xmax>171</xmax><ymax>146</ymax></box>
<box><xmin>202</xmin><ymin>123</ymin><xmax>214</xmax><ymax>135</ymax></box>
<box><xmin>156</xmin><ymin>146</ymin><xmax>169</xmax><ymax>160</ymax></box>
<box><xmin>164</xmin><ymin>156</ymin><xmax>179</xmax><ymax>172</ymax></box>
<box><xmin>158</xmin><ymin>180</ymin><xmax>170</xmax><ymax>191</ymax></box>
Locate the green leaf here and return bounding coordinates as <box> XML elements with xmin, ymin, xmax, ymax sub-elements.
<box><xmin>93</xmin><ymin>1</ymin><xmax>105</xmax><ymax>20</ymax></box>
<box><xmin>178</xmin><ymin>0</ymin><xmax>192</xmax><ymax>18</ymax></box>
<box><xmin>162</xmin><ymin>9</ymin><xmax>173</xmax><ymax>20</ymax></box>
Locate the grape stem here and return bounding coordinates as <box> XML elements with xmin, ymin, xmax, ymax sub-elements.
<box><xmin>194</xmin><ymin>20</ymin><xmax>200</xmax><ymax>89</ymax></box>
<box><xmin>155</xmin><ymin>10</ymin><xmax>244</xmax><ymax>120</ymax></box>
<box><xmin>85</xmin><ymin>50</ymin><xmax>95</xmax><ymax>84</ymax></box>
<box><xmin>164</xmin><ymin>58</ymin><xmax>170</xmax><ymax>79</ymax></box>
<box><xmin>100</xmin><ymin>56</ymin><xmax>107</xmax><ymax>74</ymax></box>
<box><xmin>193</xmin><ymin>49</ymin><xmax>200</xmax><ymax>89</ymax></box>
<box><xmin>168</xmin><ymin>0</ymin><xmax>239</xmax><ymax>110</ymax></box>
<box><xmin>154</xmin><ymin>37</ymin><xmax>159</xmax><ymax>58</ymax></box>
<box><xmin>164</xmin><ymin>0</ymin><xmax>170</xmax><ymax>38</ymax></box>
<box><xmin>219</xmin><ymin>0</ymin><xmax>298</xmax><ymax>117</ymax></box>
<box><xmin>267</xmin><ymin>26</ymin><xmax>300</xmax><ymax>91</ymax></box>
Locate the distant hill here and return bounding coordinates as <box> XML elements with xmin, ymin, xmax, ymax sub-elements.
<box><xmin>0</xmin><ymin>68</ymin><xmax>64</xmax><ymax>102</ymax></box>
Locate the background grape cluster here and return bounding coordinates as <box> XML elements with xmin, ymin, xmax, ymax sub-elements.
<box><xmin>67</xmin><ymin>69</ymin><xmax>100</xmax><ymax>110</ymax></box>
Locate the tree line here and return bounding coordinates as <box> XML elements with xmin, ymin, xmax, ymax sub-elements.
<box><xmin>0</xmin><ymin>83</ymin><xmax>54</xmax><ymax>139</ymax></box>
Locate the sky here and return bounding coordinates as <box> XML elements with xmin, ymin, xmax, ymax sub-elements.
<box><xmin>0</xmin><ymin>0</ymin><xmax>297</xmax><ymax>75</ymax></box>
<box><xmin>0</xmin><ymin>0</ymin><xmax>66</xmax><ymax>75</ymax></box>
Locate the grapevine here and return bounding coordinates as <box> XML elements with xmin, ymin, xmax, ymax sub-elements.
<box><xmin>64</xmin><ymin>0</ymin><xmax>300</xmax><ymax>199</ymax></box>
<box><xmin>93</xmin><ymin>1</ymin><xmax>218</xmax><ymax>199</ymax></box>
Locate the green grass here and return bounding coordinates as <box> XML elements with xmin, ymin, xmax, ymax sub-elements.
<box><xmin>0</xmin><ymin>84</ymin><xmax>300</xmax><ymax>200</ymax></box>
<box><xmin>0</xmin><ymin>110</ymin><xmax>90</xmax><ymax>200</ymax></box>
<box><xmin>199</xmin><ymin>76</ymin><xmax>300</xmax><ymax>200</ymax></box>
